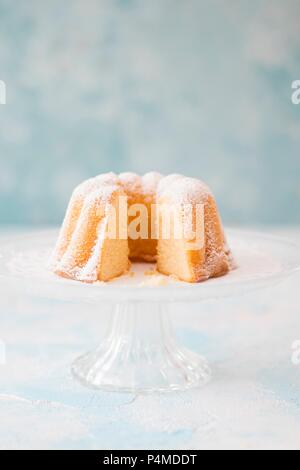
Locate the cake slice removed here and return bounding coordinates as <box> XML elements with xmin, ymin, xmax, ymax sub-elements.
<box><xmin>119</xmin><ymin>171</ymin><xmax>162</xmax><ymax>262</ymax></box>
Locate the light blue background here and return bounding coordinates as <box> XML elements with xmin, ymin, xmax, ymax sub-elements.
<box><xmin>0</xmin><ymin>0</ymin><xmax>299</xmax><ymax>226</ymax></box>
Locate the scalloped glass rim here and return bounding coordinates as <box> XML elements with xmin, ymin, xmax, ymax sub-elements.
<box><xmin>0</xmin><ymin>228</ymin><xmax>300</xmax><ymax>303</ymax></box>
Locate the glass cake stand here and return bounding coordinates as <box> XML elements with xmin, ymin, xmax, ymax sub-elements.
<box><xmin>1</xmin><ymin>229</ymin><xmax>300</xmax><ymax>393</ymax></box>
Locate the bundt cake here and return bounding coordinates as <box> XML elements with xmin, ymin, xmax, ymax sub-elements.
<box><xmin>50</xmin><ymin>172</ymin><xmax>233</xmax><ymax>283</ymax></box>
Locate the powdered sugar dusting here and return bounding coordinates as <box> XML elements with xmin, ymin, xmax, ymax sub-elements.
<box><xmin>119</xmin><ymin>172</ymin><xmax>141</xmax><ymax>196</ymax></box>
<box><xmin>159</xmin><ymin>176</ymin><xmax>212</xmax><ymax>204</ymax></box>
<box><xmin>54</xmin><ymin>186</ymin><xmax>119</xmax><ymax>281</ymax></box>
<box><xmin>141</xmin><ymin>172</ymin><xmax>162</xmax><ymax>197</ymax></box>
<box><xmin>75</xmin><ymin>217</ymin><xmax>108</xmax><ymax>282</ymax></box>
<box><xmin>83</xmin><ymin>185</ymin><xmax>118</xmax><ymax>211</ymax></box>
<box><xmin>73</xmin><ymin>172</ymin><xmax>119</xmax><ymax>198</ymax></box>
<box><xmin>157</xmin><ymin>174</ymin><xmax>182</xmax><ymax>195</ymax></box>
<box><xmin>157</xmin><ymin>175</ymin><xmax>227</xmax><ymax>281</ymax></box>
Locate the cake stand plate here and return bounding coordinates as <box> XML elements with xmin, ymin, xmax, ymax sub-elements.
<box><xmin>1</xmin><ymin>229</ymin><xmax>299</xmax><ymax>393</ymax></box>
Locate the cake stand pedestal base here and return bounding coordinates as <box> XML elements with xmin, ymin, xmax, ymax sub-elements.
<box><xmin>71</xmin><ymin>302</ymin><xmax>211</xmax><ymax>393</ymax></box>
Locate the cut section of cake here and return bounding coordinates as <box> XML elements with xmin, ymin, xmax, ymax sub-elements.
<box><xmin>156</xmin><ymin>175</ymin><xmax>232</xmax><ymax>283</ymax></box>
<box><xmin>119</xmin><ymin>172</ymin><xmax>162</xmax><ymax>262</ymax></box>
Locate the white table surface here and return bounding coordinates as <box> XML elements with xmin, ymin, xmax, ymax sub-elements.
<box><xmin>0</xmin><ymin>227</ymin><xmax>300</xmax><ymax>450</ymax></box>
